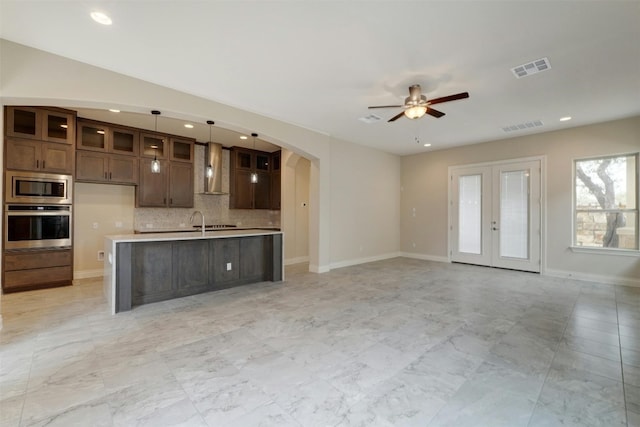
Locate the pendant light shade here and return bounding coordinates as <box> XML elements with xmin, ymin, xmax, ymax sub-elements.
<box><xmin>150</xmin><ymin>110</ymin><xmax>161</xmax><ymax>174</ymax></box>
<box><xmin>250</xmin><ymin>133</ymin><xmax>258</xmax><ymax>184</ymax></box>
<box><xmin>206</xmin><ymin>120</ymin><xmax>215</xmax><ymax>178</ymax></box>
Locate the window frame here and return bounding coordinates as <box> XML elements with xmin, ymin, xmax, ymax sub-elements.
<box><xmin>572</xmin><ymin>152</ymin><xmax>639</xmax><ymax>253</ymax></box>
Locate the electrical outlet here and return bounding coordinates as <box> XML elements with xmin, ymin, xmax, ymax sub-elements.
<box><xmin>226</xmin><ymin>262</ymin><xmax>232</xmax><ymax>271</ymax></box>
<box><xmin>97</xmin><ymin>251</ymin><xmax>105</xmax><ymax>261</ymax></box>
<box><xmin>92</xmin><ymin>222</ymin><xmax>99</xmax><ymax>229</ymax></box>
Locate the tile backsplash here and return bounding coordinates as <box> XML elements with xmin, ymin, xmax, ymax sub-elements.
<box><xmin>134</xmin><ymin>146</ymin><xmax>280</xmax><ymax>230</ymax></box>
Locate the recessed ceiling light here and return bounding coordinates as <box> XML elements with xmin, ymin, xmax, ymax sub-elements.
<box><xmin>423</xmin><ymin>143</ymin><xmax>431</xmax><ymax>147</ymax></box>
<box><xmin>184</xmin><ymin>124</ymin><xmax>194</xmax><ymax>129</ymax></box>
<box><xmin>109</xmin><ymin>109</ymin><xmax>120</xmax><ymax>113</ymax></box>
<box><xmin>90</xmin><ymin>11</ymin><xmax>112</xmax><ymax>25</ymax></box>
<box><xmin>560</xmin><ymin>116</ymin><xmax>572</xmax><ymax>122</ymax></box>
<box><xmin>240</xmin><ymin>136</ymin><xmax>248</xmax><ymax>140</ymax></box>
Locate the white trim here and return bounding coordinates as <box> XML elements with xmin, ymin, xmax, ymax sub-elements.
<box><xmin>284</xmin><ymin>256</ymin><xmax>310</xmax><ymax>266</ymax></box>
<box><xmin>329</xmin><ymin>252</ymin><xmax>402</xmax><ymax>270</ymax></box>
<box><xmin>570</xmin><ymin>246</ymin><xmax>640</xmax><ymax>257</ymax></box>
<box><xmin>545</xmin><ymin>268</ymin><xmax>640</xmax><ymax>288</ymax></box>
<box><xmin>400</xmin><ymin>252</ymin><xmax>450</xmax><ymax>263</ymax></box>
<box><xmin>309</xmin><ymin>264</ymin><xmax>330</xmax><ymax>274</ymax></box>
<box><xmin>73</xmin><ymin>268</ymin><xmax>104</xmax><ymax>280</ymax></box>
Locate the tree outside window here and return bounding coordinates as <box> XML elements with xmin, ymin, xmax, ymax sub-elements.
<box><xmin>575</xmin><ymin>154</ymin><xmax>638</xmax><ymax>250</ymax></box>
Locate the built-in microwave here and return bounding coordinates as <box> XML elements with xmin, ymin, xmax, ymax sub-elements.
<box><xmin>5</xmin><ymin>171</ymin><xmax>73</xmax><ymax>204</ymax></box>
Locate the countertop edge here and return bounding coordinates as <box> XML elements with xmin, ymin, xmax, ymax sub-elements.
<box><xmin>105</xmin><ymin>229</ymin><xmax>282</xmax><ymax>244</ymax></box>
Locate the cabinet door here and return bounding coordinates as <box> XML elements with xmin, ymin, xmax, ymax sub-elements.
<box><xmin>41</xmin><ymin>142</ymin><xmax>73</xmax><ymax>174</ymax></box>
<box><xmin>234</xmin><ymin>149</ymin><xmax>253</xmax><ymax>170</ymax></box>
<box><xmin>5</xmin><ymin>138</ymin><xmax>40</xmax><ymax>171</ymax></box>
<box><xmin>43</xmin><ymin>111</ymin><xmax>74</xmax><ymax>144</ymax></box>
<box><xmin>233</xmin><ymin>170</ymin><xmax>254</xmax><ymax>209</ymax></box>
<box><xmin>138</xmin><ymin>159</ymin><xmax>168</xmax><ymax>207</ymax></box>
<box><xmin>256</xmin><ymin>153</ymin><xmax>270</xmax><ymax>172</ymax></box>
<box><xmin>173</xmin><ymin>240</ymin><xmax>210</xmax><ymax>292</ymax></box>
<box><xmin>254</xmin><ymin>171</ymin><xmax>271</xmax><ymax>209</ymax></box>
<box><xmin>111</xmin><ymin>127</ymin><xmax>139</xmax><ymax>156</ymax></box>
<box><xmin>170</xmin><ymin>138</ymin><xmax>194</xmax><ymax>162</ymax></box>
<box><xmin>132</xmin><ymin>241</ymin><xmax>174</xmax><ymax>305</ymax></box>
<box><xmin>271</xmin><ymin>171</ymin><xmax>281</xmax><ymax>210</ymax></box>
<box><xmin>140</xmin><ymin>133</ymin><xmax>167</xmax><ymax>158</ymax></box>
<box><xmin>76</xmin><ymin>151</ymin><xmax>109</xmax><ymax>182</ymax></box>
<box><xmin>168</xmin><ymin>162</ymin><xmax>194</xmax><ymax>207</ymax></box>
<box><xmin>6</xmin><ymin>107</ymin><xmax>41</xmax><ymax>140</ymax></box>
<box><xmin>240</xmin><ymin>236</ymin><xmax>265</xmax><ymax>281</ymax></box>
<box><xmin>109</xmin><ymin>154</ymin><xmax>138</xmax><ymax>185</ymax></box>
<box><xmin>77</xmin><ymin>120</ymin><xmax>109</xmax><ymax>151</ymax></box>
<box><xmin>210</xmin><ymin>238</ymin><xmax>240</xmax><ymax>285</ymax></box>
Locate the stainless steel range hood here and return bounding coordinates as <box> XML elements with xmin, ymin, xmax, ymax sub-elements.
<box><xmin>202</xmin><ymin>142</ymin><xmax>227</xmax><ymax>194</ymax></box>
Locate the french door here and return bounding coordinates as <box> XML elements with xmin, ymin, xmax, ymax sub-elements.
<box><xmin>450</xmin><ymin>159</ymin><xmax>541</xmax><ymax>272</ymax></box>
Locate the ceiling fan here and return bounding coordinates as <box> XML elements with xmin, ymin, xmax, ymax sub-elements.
<box><xmin>368</xmin><ymin>84</ymin><xmax>469</xmax><ymax>122</ymax></box>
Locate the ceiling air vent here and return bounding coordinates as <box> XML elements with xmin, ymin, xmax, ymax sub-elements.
<box><xmin>511</xmin><ymin>57</ymin><xmax>551</xmax><ymax>78</ymax></box>
<box><xmin>359</xmin><ymin>114</ymin><xmax>382</xmax><ymax>124</ymax></box>
<box><xmin>501</xmin><ymin>120</ymin><xmax>544</xmax><ymax>133</ymax></box>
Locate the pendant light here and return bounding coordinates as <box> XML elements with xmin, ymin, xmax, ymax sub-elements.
<box><xmin>150</xmin><ymin>110</ymin><xmax>161</xmax><ymax>174</ymax></box>
<box><xmin>250</xmin><ymin>133</ymin><xmax>258</xmax><ymax>184</ymax></box>
<box><xmin>206</xmin><ymin>120</ymin><xmax>215</xmax><ymax>178</ymax></box>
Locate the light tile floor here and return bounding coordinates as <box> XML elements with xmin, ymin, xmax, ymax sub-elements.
<box><xmin>1</xmin><ymin>258</ymin><xmax>639</xmax><ymax>426</ymax></box>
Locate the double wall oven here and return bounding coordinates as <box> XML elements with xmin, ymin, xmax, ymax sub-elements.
<box><xmin>4</xmin><ymin>171</ymin><xmax>73</xmax><ymax>250</ymax></box>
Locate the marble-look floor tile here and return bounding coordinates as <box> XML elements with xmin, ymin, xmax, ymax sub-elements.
<box><xmin>2</xmin><ymin>259</ymin><xmax>638</xmax><ymax>426</ymax></box>
<box><xmin>628</xmin><ymin>410</ymin><xmax>640</xmax><ymax>427</ymax></box>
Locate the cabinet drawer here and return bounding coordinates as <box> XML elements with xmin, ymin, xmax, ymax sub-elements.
<box><xmin>4</xmin><ymin>266</ymin><xmax>72</xmax><ymax>288</ymax></box>
<box><xmin>4</xmin><ymin>250</ymin><xmax>72</xmax><ymax>271</ymax></box>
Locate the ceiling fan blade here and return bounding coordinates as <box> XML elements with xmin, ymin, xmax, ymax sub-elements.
<box><xmin>368</xmin><ymin>105</ymin><xmax>403</xmax><ymax>109</ymax></box>
<box><xmin>428</xmin><ymin>92</ymin><xmax>469</xmax><ymax>105</ymax></box>
<box><xmin>426</xmin><ymin>107</ymin><xmax>445</xmax><ymax>118</ymax></box>
<box><xmin>388</xmin><ymin>111</ymin><xmax>406</xmax><ymax>122</ymax></box>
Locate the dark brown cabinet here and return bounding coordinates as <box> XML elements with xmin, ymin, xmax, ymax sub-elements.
<box><xmin>76</xmin><ymin>151</ymin><xmax>138</xmax><ymax>185</ymax></box>
<box><xmin>138</xmin><ymin>159</ymin><xmax>193</xmax><ymax>207</ymax></box>
<box><xmin>6</xmin><ymin>107</ymin><xmax>75</xmax><ymax>145</ymax></box>
<box><xmin>77</xmin><ymin>119</ymin><xmax>139</xmax><ymax>156</ymax></box>
<box><xmin>271</xmin><ymin>151</ymin><xmax>281</xmax><ymax>210</ymax></box>
<box><xmin>3</xmin><ymin>249</ymin><xmax>72</xmax><ymax>292</ymax></box>
<box><xmin>230</xmin><ymin>148</ymin><xmax>280</xmax><ymax>210</ymax></box>
<box><xmin>5</xmin><ymin>137</ymin><xmax>74</xmax><ymax>174</ymax></box>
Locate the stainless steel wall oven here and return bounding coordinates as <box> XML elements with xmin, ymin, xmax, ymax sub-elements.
<box><xmin>4</xmin><ymin>205</ymin><xmax>72</xmax><ymax>250</ymax></box>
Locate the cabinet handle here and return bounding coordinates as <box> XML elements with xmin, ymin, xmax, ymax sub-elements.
<box><xmin>163</xmin><ymin>198</ymin><xmax>166</xmax><ymax>204</ymax></box>
<box><xmin>109</xmin><ymin>172</ymin><xmax>112</xmax><ymax>180</ymax></box>
<box><xmin>36</xmin><ymin>160</ymin><xmax>39</xmax><ymax>168</ymax></box>
<box><xmin>170</xmin><ymin>198</ymin><xmax>173</xmax><ymax>204</ymax></box>
<box><xmin>42</xmin><ymin>160</ymin><xmax>45</xmax><ymax>169</ymax></box>
<box><xmin>105</xmin><ymin>172</ymin><xmax>108</xmax><ymax>179</ymax></box>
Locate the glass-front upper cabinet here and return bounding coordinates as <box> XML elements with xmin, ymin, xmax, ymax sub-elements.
<box><xmin>77</xmin><ymin>120</ymin><xmax>108</xmax><ymax>151</ymax></box>
<box><xmin>6</xmin><ymin>107</ymin><xmax>75</xmax><ymax>144</ymax></box>
<box><xmin>256</xmin><ymin>153</ymin><xmax>270</xmax><ymax>171</ymax></box>
<box><xmin>169</xmin><ymin>138</ymin><xmax>194</xmax><ymax>162</ymax></box>
<box><xmin>111</xmin><ymin>127</ymin><xmax>139</xmax><ymax>156</ymax></box>
<box><xmin>140</xmin><ymin>133</ymin><xmax>167</xmax><ymax>159</ymax></box>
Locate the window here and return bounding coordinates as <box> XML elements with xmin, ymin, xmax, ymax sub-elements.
<box><xmin>574</xmin><ymin>154</ymin><xmax>638</xmax><ymax>250</ymax></box>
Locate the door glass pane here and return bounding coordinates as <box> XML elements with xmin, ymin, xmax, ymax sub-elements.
<box><xmin>113</xmin><ymin>130</ymin><xmax>135</xmax><ymax>153</ymax></box>
<box><xmin>459</xmin><ymin>174</ymin><xmax>482</xmax><ymax>254</ymax></box>
<box><xmin>500</xmin><ymin>170</ymin><xmax>529</xmax><ymax>259</ymax></box>
<box><xmin>13</xmin><ymin>109</ymin><xmax>37</xmax><ymax>136</ymax></box>
<box><xmin>47</xmin><ymin>114</ymin><xmax>69</xmax><ymax>140</ymax></box>
<box><xmin>81</xmin><ymin>125</ymin><xmax>106</xmax><ymax>149</ymax></box>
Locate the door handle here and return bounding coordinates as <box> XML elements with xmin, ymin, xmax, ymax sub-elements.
<box><xmin>492</xmin><ymin>227</ymin><xmax>499</xmax><ymax>231</ymax></box>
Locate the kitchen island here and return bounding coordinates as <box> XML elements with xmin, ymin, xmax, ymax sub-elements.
<box><xmin>104</xmin><ymin>229</ymin><xmax>283</xmax><ymax>314</ymax></box>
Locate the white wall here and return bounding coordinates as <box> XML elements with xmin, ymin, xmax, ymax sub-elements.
<box><xmin>401</xmin><ymin>116</ymin><xmax>640</xmax><ymax>285</ymax></box>
<box><xmin>282</xmin><ymin>150</ymin><xmax>310</xmax><ymax>264</ymax></box>
<box><xmin>330</xmin><ymin>139</ymin><xmax>402</xmax><ymax>268</ymax></box>
<box><xmin>0</xmin><ymin>39</ymin><xmax>401</xmax><ymax>275</ymax></box>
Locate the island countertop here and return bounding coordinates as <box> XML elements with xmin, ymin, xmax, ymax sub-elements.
<box><xmin>105</xmin><ymin>228</ymin><xmax>282</xmax><ymax>244</ymax></box>
<box><xmin>104</xmin><ymin>229</ymin><xmax>283</xmax><ymax>314</ymax></box>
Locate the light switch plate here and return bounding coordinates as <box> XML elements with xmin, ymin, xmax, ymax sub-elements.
<box><xmin>226</xmin><ymin>262</ymin><xmax>232</xmax><ymax>271</ymax></box>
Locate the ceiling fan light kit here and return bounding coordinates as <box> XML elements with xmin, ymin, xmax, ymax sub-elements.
<box><xmin>368</xmin><ymin>84</ymin><xmax>469</xmax><ymax>123</ymax></box>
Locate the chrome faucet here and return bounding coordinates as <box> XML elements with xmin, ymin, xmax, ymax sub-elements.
<box><xmin>190</xmin><ymin>210</ymin><xmax>205</xmax><ymax>236</ymax></box>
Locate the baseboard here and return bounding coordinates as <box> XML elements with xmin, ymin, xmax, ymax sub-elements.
<box><xmin>73</xmin><ymin>269</ymin><xmax>104</xmax><ymax>280</ymax></box>
<box><xmin>400</xmin><ymin>252</ymin><xmax>450</xmax><ymax>263</ymax></box>
<box><xmin>284</xmin><ymin>256</ymin><xmax>309</xmax><ymax>266</ymax></box>
<box><xmin>329</xmin><ymin>252</ymin><xmax>402</xmax><ymax>270</ymax></box>
<box><xmin>309</xmin><ymin>264</ymin><xmax>331</xmax><ymax>274</ymax></box>
<box><xmin>544</xmin><ymin>268</ymin><xmax>640</xmax><ymax>287</ymax></box>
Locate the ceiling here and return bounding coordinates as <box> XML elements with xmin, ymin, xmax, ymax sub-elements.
<box><xmin>1</xmin><ymin>1</ymin><xmax>639</xmax><ymax>156</ymax></box>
